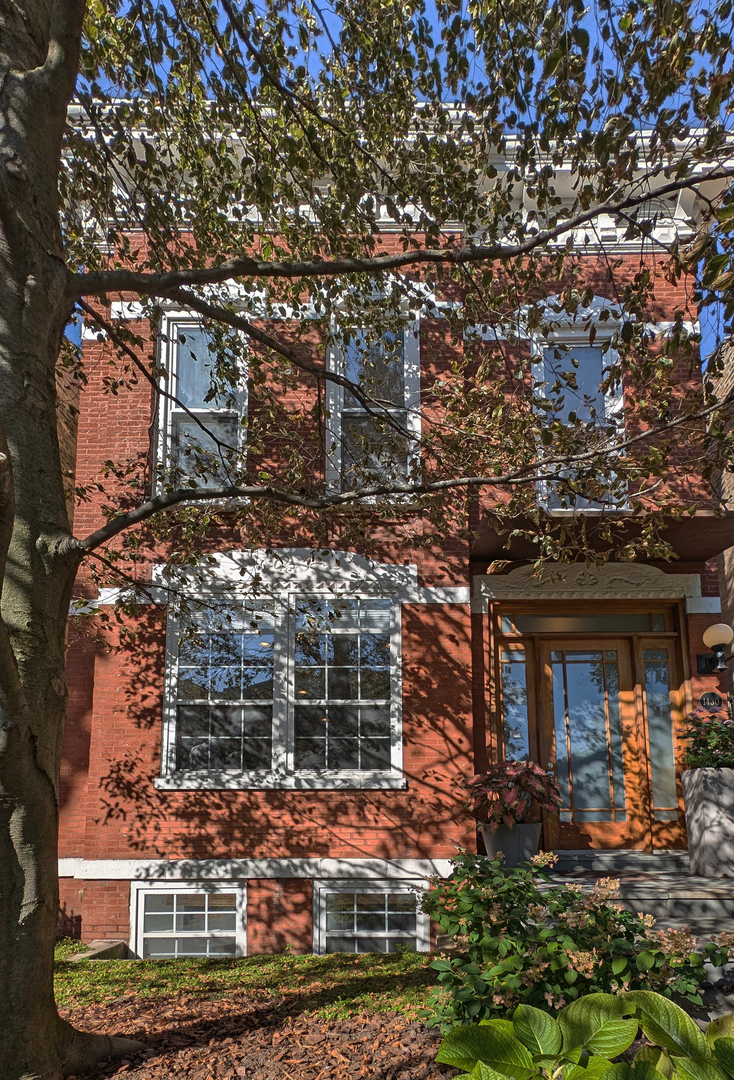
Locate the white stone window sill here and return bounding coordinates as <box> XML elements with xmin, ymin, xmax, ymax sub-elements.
<box><xmin>154</xmin><ymin>770</ymin><xmax>408</xmax><ymax>791</ymax></box>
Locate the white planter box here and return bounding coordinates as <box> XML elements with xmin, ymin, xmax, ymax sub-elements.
<box><xmin>682</xmin><ymin>768</ymin><xmax>734</xmax><ymax>878</ymax></box>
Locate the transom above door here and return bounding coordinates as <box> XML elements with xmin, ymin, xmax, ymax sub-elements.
<box><xmin>493</xmin><ymin>606</ymin><xmax>685</xmax><ymax>851</ymax></box>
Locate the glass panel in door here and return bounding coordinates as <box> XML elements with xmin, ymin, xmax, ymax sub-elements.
<box><xmin>636</xmin><ymin>640</ymin><xmax>685</xmax><ymax>849</ymax></box>
<box><xmin>540</xmin><ymin>639</ymin><xmax>649</xmax><ymax>850</ymax></box>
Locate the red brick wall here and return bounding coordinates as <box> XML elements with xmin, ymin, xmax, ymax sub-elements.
<box><xmin>687</xmin><ymin>613</ymin><xmax>729</xmax><ymax>708</ymax></box>
<box><xmin>59</xmin><ymin>602</ymin><xmax>476</xmax><ymax>863</ymax></box>
<box><xmin>57</xmin><ymin>880</ymin><xmax>132</xmax><ymax>944</ymax></box>
<box><xmin>246</xmin><ymin>880</ymin><xmax>313</xmax><ymax>955</ymax></box>
<box><xmin>58</xmin><ymin>877</ymin><xmax>84</xmax><ymax>940</ymax></box>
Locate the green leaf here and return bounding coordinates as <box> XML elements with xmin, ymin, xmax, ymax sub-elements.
<box><xmin>471</xmin><ymin>1063</ymin><xmax>511</xmax><ymax>1080</ymax></box>
<box><xmin>436</xmin><ymin>1023</ymin><xmax>535</xmax><ymax>1077</ymax></box>
<box><xmin>563</xmin><ymin>1056</ymin><xmax>617</xmax><ymax>1079</ymax></box>
<box><xmin>674</xmin><ymin>1057</ymin><xmax>730</xmax><ymax>1080</ymax></box>
<box><xmin>605</xmin><ymin>1065</ymin><xmax>668</xmax><ymax>1080</ymax></box>
<box><xmin>622</xmin><ymin>991</ymin><xmax>708</xmax><ymax>1060</ymax></box>
<box><xmin>709</xmin><ymin>1017</ymin><xmax>734</xmax><ymax>1045</ymax></box>
<box><xmin>635</xmin><ymin>951</ymin><xmax>655</xmax><ymax>972</ymax></box>
<box><xmin>634</xmin><ymin>1046</ymin><xmax>673</xmax><ymax>1078</ymax></box>
<box><xmin>559</xmin><ymin>994</ymin><xmax>638</xmax><ymax>1057</ymax></box>
<box><xmin>481</xmin><ymin>1018</ymin><xmax>516</xmax><ymax>1036</ymax></box>
<box><xmin>513</xmin><ymin>1004</ymin><xmax>562</xmax><ymax>1056</ymax></box>
<box><xmin>713</xmin><ymin>1036</ymin><xmax>734</xmax><ymax>1077</ymax></box>
<box><xmin>612</xmin><ymin>957</ymin><xmax>629</xmax><ymax>975</ymax></box>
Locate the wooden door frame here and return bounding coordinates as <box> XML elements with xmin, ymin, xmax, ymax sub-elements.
<box><xmin>488</xmin><ymin>600</ymin><xmax>686</xmax><ymax>851</ymax></box>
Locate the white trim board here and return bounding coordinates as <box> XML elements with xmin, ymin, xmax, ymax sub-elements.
<box><xmin>73</xmin><ymin>550</ymin><xmax>471</xmax><ymax>610</ymax></box>
<box><xmin>59</xmin><ymin>856</ymin><xmax>453</xmax><ymax>881</ymax></box>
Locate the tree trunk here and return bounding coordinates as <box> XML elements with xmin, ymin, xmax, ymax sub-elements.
<box><xmin>0</xmin><ymin>2</ymin><xmax>145</xmax><ymax>1075</ymax></box>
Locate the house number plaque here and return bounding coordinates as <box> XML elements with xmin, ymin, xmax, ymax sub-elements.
<box><xmin>700</xmin><ymin>691</ymin><xmax>724</xmax><ymax>710</ymax></box>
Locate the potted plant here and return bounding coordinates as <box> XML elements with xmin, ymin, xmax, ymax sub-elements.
<box><xmin>680</xmin><ymin>707</ymin><xmax>734</xmax><ymax>878</ymax></box>
<box><xmin>465</xmin><ymin>760</ymin><xmax>562</xmax><ymax>866</ymax></box>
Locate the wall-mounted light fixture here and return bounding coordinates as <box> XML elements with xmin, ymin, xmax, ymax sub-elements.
<box><xmin>697</xmin><ymin>623</ymin><xmax>734</xmax><ymax>674</ymax></box>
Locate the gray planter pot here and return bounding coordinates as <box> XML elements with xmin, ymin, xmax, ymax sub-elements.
<box><xmin>682</xmin><ymin>768</ymin><xmax>734</xmax><ymax>878</ymax></box>
<box><xmin>478</xmin><ymin>822</ymin><xmax>542</xmax><ymax>867</ymax></box>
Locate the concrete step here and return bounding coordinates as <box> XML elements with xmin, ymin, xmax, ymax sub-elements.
<box><xmin>550</xmin><ymin>850</ymin><xmax>691</xmax><ymax>875</ymax></box>
<box><xmin>545</xmin><ymin>868</ymin><xmax>734</xmax><ymax>925</ymax></box>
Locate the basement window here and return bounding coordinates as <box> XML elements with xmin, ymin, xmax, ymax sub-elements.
<box><xmin>313</xmin><ymin>882</ymin><xmax>430</xmax><ymax>954</ymax></box>
<box><xmin>130</xmin><ymin>882</ymin><xmax>246</xmax><ymax>958</ymax></box>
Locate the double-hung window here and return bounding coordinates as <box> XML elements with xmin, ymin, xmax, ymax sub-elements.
<box><xmin>293</xmin><ymin>598</ymin><xmax>393</xmax><ymax>772</ymax></box>
<box><xmin>326</xmin><ymin>325</ymin><xmax>420</xmax><ymax>490</ymax></box>
<box><xmin>533</xmin><ymin>334</ymin><xmax>624</xmax><ymax>510</ymax></box>
<box><xmin>158</xmin><ymin>318</ymin><xmax>246</xmax><ymax>482</ymax></box>
<box><xmin>159</xmin><ymin>593</ymin><xmax>403</xmax><ymax>789</ymax></box>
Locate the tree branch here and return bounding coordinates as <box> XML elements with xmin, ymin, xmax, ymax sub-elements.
<box><xmin>77</xmin><ymin>298</ymin><xmax>240</xmax><ymax>453</ymax></box>
<box><xmin>167</xmin><ymin>287</ymin><xmax>415</xmax><ymax>440</ymax></box>
<box><xmin>41</xmin><ymin>0</ymin><xmax>86</xmax><ymax>103</ymax></box>
<box><xmin>75</xmin><ymin>168</ymin><xmax>734</xmax><ymax>298</ymax></box>
<box><xmin>77</xmin><ymin>383</ymin><xmax>730</xmax><ymax>555</ymax></box>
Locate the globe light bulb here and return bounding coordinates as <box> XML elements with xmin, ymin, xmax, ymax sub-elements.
<box><xmin>702</xmin><ymin>623</ymin><xmax>734</xmax><ymax>650</ymax></box>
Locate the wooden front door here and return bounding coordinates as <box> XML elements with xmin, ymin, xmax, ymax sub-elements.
<box><xmin>495</xmin><ymin>615</ymin><xmax>686</xmax><ymax>851</ymax></box>
<box><xmin>539</xmin><ymin>639</ymin><xmax>647</xmax><ymax>850</ymax></box>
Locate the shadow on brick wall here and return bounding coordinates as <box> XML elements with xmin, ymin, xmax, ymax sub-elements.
<box><xmin>57</xmin><ymin>901</ymin><xmax>82</xmax><ymax>940</ymax></box>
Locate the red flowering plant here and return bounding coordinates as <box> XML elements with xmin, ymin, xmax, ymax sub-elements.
<box><xmin>465</xmin><ymin>760</ymin><xmax>562</xmax><ymax>832</ymax></box>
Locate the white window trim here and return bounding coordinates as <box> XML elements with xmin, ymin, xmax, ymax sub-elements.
<box><xmin>312</xmin><ymin>879</ymin><xmax>431</xmax><ymax>955</ymax></box>
<box><xmin>129</xmin><ymin>879</ymin><xmax>247</xmax><ymax>959</ymax></box>
<box><xmin>155</xmin><ymin>312</ymin><xmax>248</xmax><ymax>490</ymax></box>
<box><xmin>324</xmin><ymin>320</ymin><xmax>421</xmax><ymax>491</ymax></box>
<box><xmin>157</xmin><ymin>589</ymin><xmax>405</xmax><ymax>791</ymax></box>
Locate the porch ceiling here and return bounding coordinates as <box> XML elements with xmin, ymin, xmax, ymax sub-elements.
<box><xmin>472</xmin><ymin>511</ymin><xmax>734</xmax><ymax>564</ymax></box>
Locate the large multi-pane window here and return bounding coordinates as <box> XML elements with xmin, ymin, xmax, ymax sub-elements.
<box><xmin>161</xmin><ymin>593</ymin><xmax>401</xmax><ymax>788</ymax></box>
<box><xmin>293</xmin><ymin>598</ymin><xmax>392</xmax><ymax>771</ymax></box>
<box><xmin>131</xmin><ymin>884</ymin><xmax>246</xmax><ymax>958</ymax></box>
<box><xmin>158</xmin><ymin>319</ymin><xmax>246</xmax><ymax>481</ymax></box>
<box><xmin>314</xmin><ymin>883</ymin><xmax>430</xmax><ymax>954</ymax></box>
<box><xmin>327</xmin><ymin>325</ymin><xmax>420</xmax><ymax>490</ymax></box>
<box><xmin>174</xmin><ymin>603</ymin><xmax>275</xmax><ymax>772</ymax></box>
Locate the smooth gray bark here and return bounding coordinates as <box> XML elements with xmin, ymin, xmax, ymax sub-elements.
<box><xmin>0</xmin><ymin>0</ymin><xmax>145</xmax><ymax>1074</ymax></box>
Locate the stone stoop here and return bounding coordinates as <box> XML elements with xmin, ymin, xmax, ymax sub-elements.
<box><xmin>547</xmin><ymin>850</ymin><xmax>734</xmax><ymax>937</ymax></box>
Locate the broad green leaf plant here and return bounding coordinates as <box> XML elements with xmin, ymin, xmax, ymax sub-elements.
<box><xmin>422</xmin><ymin>853</ymin><xmax>733</xmax><ymax>1026</ymax></box>
<box><xmin>436</xmin><ymin>992</ymin><xmax>734</xmax><ymax>1080</ymax></box>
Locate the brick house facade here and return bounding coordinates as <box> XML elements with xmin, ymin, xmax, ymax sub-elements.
<box><xmin>58</xmin><ymin>210</ymin><xmax>734</xmax><ymax>957</ymax></box>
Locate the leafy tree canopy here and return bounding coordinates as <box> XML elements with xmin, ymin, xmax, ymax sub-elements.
<box><xmin>48</xmin><ymin>0</ymin><xmax>734</xmax><ymax>572</ymax></box>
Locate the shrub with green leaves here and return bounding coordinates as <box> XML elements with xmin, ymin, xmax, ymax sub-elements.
<box><xmin>422</xmin><ymin>853</ymin><xmax>733</xmax><ymax>1027</ymax></box>
<box><xmin>680</xmin><ymin>707</ymin><xmax>734</xmax><ymax>769</ymax></box>
<box><xmin>436</xmin><ymin>991</ymin><xmax>734</xmax><ymax>1079</ymax></box>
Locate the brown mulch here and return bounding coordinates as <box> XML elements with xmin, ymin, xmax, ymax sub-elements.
<box><xmin>60</xmin><ymin>995</ymin><xmax>458</xmax><ymax>1080</ymax></box>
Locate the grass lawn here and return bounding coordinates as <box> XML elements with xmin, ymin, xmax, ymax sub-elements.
<box><xmin>54</xmin><ymin>938</ymin><xmax>440</xmax><ymax>1021</ymax></box>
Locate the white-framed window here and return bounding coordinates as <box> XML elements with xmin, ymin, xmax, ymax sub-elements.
<box><xmin>531</xmin><ymin>329</ymin><xmax>625</xmax><ymax>511</ymax></box>
<box><xmin>158</xmin><ymin>593</ymin><xmax>404</xmax><ymax>789</ymax></box>
<box><xmin>313</xmin><ymin>880</ymin><xmax>430</xmax><ymax>954</ymax></box>
<box><xmin>325</xmin><ymin>323</ymin><xmax>421</xmax><ymax>490</ymax></box>
<box><xmin>130</xmin><ymin>881</ymin><xmax>247</xmax><ymax>958</ymax></box>
<box><xmin>156</xmin><ymin>315</ymin><xmax>247</xmax><ymax>483</ymax></box>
